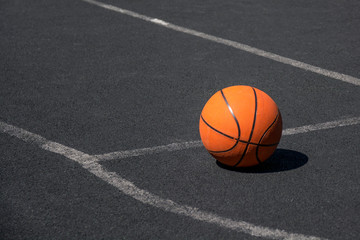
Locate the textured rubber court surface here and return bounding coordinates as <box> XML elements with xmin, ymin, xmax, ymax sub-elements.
<box><xmin>1</xmin><ymin>0</ymin><xmax>359</xmax><ymax>239</ymax></box>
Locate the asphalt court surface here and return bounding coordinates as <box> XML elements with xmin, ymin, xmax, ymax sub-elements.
<box><xmin>1</xmin><ymin>0</ymin><xmax>360</xmax><ymax>239</ymax></box>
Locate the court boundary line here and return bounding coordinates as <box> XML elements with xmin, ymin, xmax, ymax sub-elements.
<box><xmin>0</xmin><ymin>120</ymin><xmax>327</xmax><ymax>240</ymax></box>
<box><xmin>95</xmin><ymin>116</ymin><xmax>360</xmax><ymax>161</ymax></box>
<box><xmin>81</xmin><ymin>0</ymin><xmax>360</xmax><ymax>86</ymax></box>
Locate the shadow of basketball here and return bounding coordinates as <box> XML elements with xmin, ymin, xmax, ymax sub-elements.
<box><xmin>216</xmin><ymin>149</ymin><xmax>308</xmax><ymax>173</ymax></box>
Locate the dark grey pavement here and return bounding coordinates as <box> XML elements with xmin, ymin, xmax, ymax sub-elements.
<box><xmin>1</xmin><ymin>0</ymin><xmax>359</xmax><ymax>239</ymax></box>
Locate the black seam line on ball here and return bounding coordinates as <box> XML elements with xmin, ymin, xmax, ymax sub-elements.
<box><xmin>205</xmin><ymin>89</ymin><xmax>242</xmax><ymax>153</ymax></box>
<box><xmin>220</xmin><ymin>89</ymin><xmax>241</xmax><ymax>140</ymax></box>
<box><xmin>200</xmin><ymin>115</ymin><xmax>278</xmax><ymax>149</ymax></box>
<box><xmin>234</xmin><ymin>87</ymin><xmax>257</xmax><ymax>167</ymax></box>
<box><xmin>200</xmin><ymin>115</ymin><xmax>239</xmax><ymax>153</ymax></box>
<box><xmin>201</xmin><ymin>115</ymin><xmax>277</xmax><ymax>147</ymax></box>
<box><xmin>255</xmin><ymin>111</ymin><xmax>279</xmax><ymax>164</ymax></box>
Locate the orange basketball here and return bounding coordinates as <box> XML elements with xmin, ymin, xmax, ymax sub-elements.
<box><xmin>199</xmin><ymin>85</ymin><xmax>282</xmax><ymax>167</ymax></box>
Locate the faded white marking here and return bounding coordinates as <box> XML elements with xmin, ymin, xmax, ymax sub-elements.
<box><xmin>95</xmin><ymin>116</ymin><xmax>360</xmax><ymax>161</ymax></box>
<box><xmin>151</xmin><ymin>18</ymin><xmax>169</xmax><ymax>26</ymax></box>
<box><xmin>0</xmin><ymin>120</ymin><xmax>325</xmax><ymax>239</ymax></box>
<box><xmin>81</xmin><ymin>0</ymin><xmax>360</xmax><ymax>86</ymax></box>
<box><xmin>96</xmin><ymin>141</ymin><xmax>203</xmax><ymax>160</ymax></box>
<box><xmin>282</xmin><ymin>116</ymin><xmax>360</xmax><ymax>135</ymax></box>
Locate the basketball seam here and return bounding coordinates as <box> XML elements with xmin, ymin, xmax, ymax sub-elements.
<box><xmin>204</xmin><ymin>89</ymin><xmax>242</xmax><ymax>153</ymax></box>
<box><xmin>220</xmin><ymin>89</ymin><xmax>241</xmax><ymax>140</ymax></box>
<box><xmin>200</xmin><ymin>115</ymin><xmax>278</xmax><ymax>148</ymax></box>
<box><xmin>200</xmin><ymin>115</ymin><xmax>239</xmax><ymax>153</ymax></box>
<box><xmin>233</xmin><ymin>87</ymin><xmax>258</xmax><ymax>167</ymax></box>
<box><xmin>255</xmin><ymin>111</ymin><xmax>280</xmax><ymax>164</ymax></box>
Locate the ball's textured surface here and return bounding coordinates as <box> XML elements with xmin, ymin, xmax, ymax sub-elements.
<box><xmin>199</xmin><ymin>85</ymin><xmax>282</xmax><ymax>167</ymax></box>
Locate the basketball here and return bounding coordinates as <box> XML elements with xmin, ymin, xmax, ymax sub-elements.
<box><xmin>199</xmin><ymin>85</ymin><xmax>282</xmax><ymax>167</ymax></box>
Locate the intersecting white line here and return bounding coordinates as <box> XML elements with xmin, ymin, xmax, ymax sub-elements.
<box><xmin>81</xmin><ymin>0</ymin><xmax>360</xmax><ymax>86</ymax></box>
<box><xmin>95</xmin><ymin>116</ymin><xmax>360</xmax><ymax>161</ymax></box>
<box><xmin>0</xmin><ymin>119</ymin><xmax>328</xmax><ymax>240</ymax></box>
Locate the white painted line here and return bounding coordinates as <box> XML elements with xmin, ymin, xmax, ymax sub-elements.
<box><xmin>0</xmin><ymin>120</ymin><xmax>325</xmax><ymax>240</ymax></box>
<box><xmin>81</xmin><ymin>0</ymin><xmax>360</xmax><ymax>86</ymax></box>
<box><xmin>282</xmin><ymin>116</ymin><xmax>360</xmax><ymax>135</ymax></box>
<box><xmin>150</xmin><ymin>18</ymin><xmax>169</xmax><ymax>26</ymax></box>
<box><xmin>95</xmin><ymin>141</ymin><xmax>203</xmax><ymax>160</ymax></box>
<box><xmin>95</xmin><ymin>116</ymin><xmax>360</xmax><ymax>161</ymax></box>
